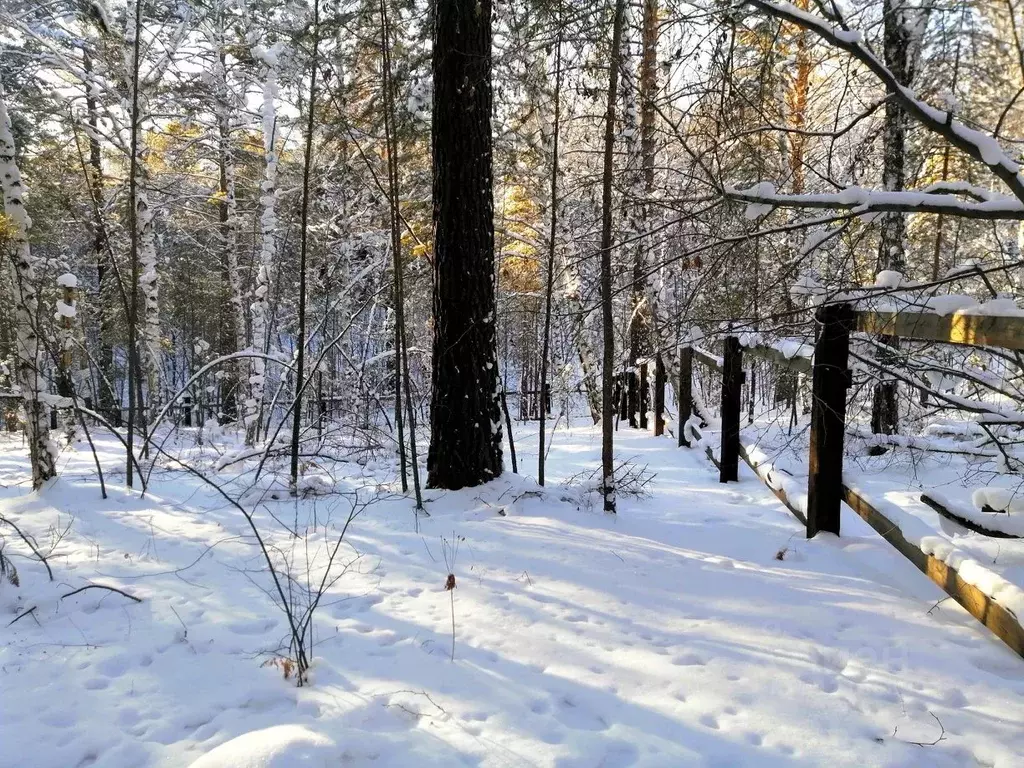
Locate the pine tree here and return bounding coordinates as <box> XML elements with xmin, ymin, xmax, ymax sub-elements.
<box><xmin>427</xmin><ymin>0</ymin><xmax>503</xmax><ymax>490</ymax></box>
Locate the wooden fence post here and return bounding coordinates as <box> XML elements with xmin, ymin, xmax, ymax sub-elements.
<box><xmin>678</xmin><ymin>346</ymin><xmax>693</xmax><ymax>447</ymax></box>
<box><xmin>807</xmin><ymin>302</ymin><xmax>855</xmax><ymax>538</ymax></box>
<box><xmin>627</xmin><ymin>369</ymin><xmax>638</xmax><ymax>428</ymax></box>
<box><xmin>639</xmin><ymin>361</ymin><xmax>649</xmax><ymax>430</ymax></box>
<box><xmin>617</xmin><ymin>369</ymin><xmax>628</xmax><ymax>429</ymax></box>
<box><xmin>654</xmin><ymin>355</ymin><xmax>665</xmax><ymax>436</ymax></box>
<box><xmin>720</xmin><ymin>336</ymin><xmax>742</xmax><ymax>482</ymax></box>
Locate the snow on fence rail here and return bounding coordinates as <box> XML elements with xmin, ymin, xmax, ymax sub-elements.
<box><xmin>671</xmin><ymin>305</ymin><xmax>1024</xmax><ymax>659</ymax></box>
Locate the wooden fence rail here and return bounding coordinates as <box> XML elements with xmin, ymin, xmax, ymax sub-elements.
<box><xmin>676</xmin><ymin>306</ymin><xmax>1024</xmax><ymax>659</ymax></box>
<box><xmin>857</xmin><ymin>309</ymin><xmax>1024</xmax><ymax>351</ymax></box>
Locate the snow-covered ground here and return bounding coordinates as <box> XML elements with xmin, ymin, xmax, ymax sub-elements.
<box><xmin>2</xmin><ymin>422</ymin><xmax>1023</xmax><ymax>767</ymax></box>
<box><xmin>737</xmin><ymin>416</ymin><xmax>1024</xmax><ymax>619</ymax></box>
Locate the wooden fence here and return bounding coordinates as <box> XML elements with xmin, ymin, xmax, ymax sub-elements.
<box><xmin>665</xmin><ymin>305</ymin><xmax>1024</xmax><ymax>659</ymax></box>
<box><xmin>613</xmin><ymin>357</ymin><xmax>668</xmax><ymax>435</ymax></box>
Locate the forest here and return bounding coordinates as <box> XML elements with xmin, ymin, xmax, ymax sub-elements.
<box><xmin>4</xmin><ymin>1</ymin><xmax>1024</xmax><ymax>766</ymax></box>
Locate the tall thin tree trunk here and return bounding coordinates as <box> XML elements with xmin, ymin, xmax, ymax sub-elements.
<box><xmin>539</xmin><ymin>20</ymin><xmax>563</xmax><ymax>488</ymax></box>
<box><xmin>216</xmin><ymin>39</ymin><xmax>244</xmax><ymax>424</ymax></box>
<box><xmin>83</xmin><ymin>49</ymin><xmax>118</xmax><ymax>422</ymax></box>
<box><xmin>290</xmin><ymin>0</ymin><xmax>321</xmax><ymax>493</ymax></box>
<box><xmin>777</xmin><ymin>0</ymin><xmax>812</xmax><ymax>409</ymax></box>
<box><xmin>871</xmin><ymin>0</ymin><xmax>911</xmax><ymax>443</ymax></box>
<box><xmin>625</xmin><ymin>1</ymin><xmax>652</xmax><ymax>395</ymax></box>
<box><xmin>247</xmin><ymin>42</ymin><xmax>281</xmax><ymax>446</ymax></box>
<box><xmin>381</xmin><ymin>0</ymin><xmax>408</xmax><ymax>492</ymax></box>
<box><xmin>427</xmin><ymin>0</ymin><xmax>502</xmax><ymax>490</ymax></box>
<box><xmin>560</xmin><ymin>256</ymin><xmax>602</xmax><ymax>423</ymax></box>
<box><xmin>124</xmin><ymin>0</ymin><xmax>143</xmax><ymax>487</ymax></box>
<box><xmin>380</xmin><ymin>0</ymin><xmax>422</xmax><ymax>508</ymax></box>
<box><xmin>600</xmin><ymin>0</ymin><xmax>628</xmax><ymax>513</ymax></box>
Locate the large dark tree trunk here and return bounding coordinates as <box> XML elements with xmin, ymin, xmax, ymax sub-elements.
<box><xmin>871</xmin><ymin>0</ymin><xmax>911</xmax><ymax>444</ymax></box>
<box><xmin>427</xmin><ymin>0</ymin><xmax>502</xmax><ymax>490</ymax></box>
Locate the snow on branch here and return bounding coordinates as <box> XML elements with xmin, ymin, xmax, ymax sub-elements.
<box><xmin>743</xmin><ymin>0</ymin><xmax>1024</xmax><ymax>204</ymax></box>
<box><xmin>726</xmin><ymin>182</ymin><xmax>1024</xmax><ymax>220</ymax></box>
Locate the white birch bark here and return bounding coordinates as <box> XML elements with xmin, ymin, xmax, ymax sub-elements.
<box><xmin>214</xmin><ymin>32</ymin><xmax>246</xmax><ymax>421</ymax></box>
<box><xmin>1</xmin><ymin>91</ymin><xmax>58</xmax><ymax>488</ymax></box>
<box><xmin>245</xmin><ymin>43</ymin><xmax>282</xmax><ymax>445</ymax></box>
<box><xmin>124</xmin><ymin>3</ymin><xmax>163</xmax><ymax>413</ymax></box>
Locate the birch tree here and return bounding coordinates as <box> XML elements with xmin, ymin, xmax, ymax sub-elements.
<box><xmin>0</xmin><ymin>91</ymin><xmax>58</xmax><ymax>489</ymax></box>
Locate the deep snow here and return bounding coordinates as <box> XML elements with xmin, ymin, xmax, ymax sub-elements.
<box><xmin>2</xmin><ymin>422</ymin><xmax>1023</xmax><ymax>767</ymax></box>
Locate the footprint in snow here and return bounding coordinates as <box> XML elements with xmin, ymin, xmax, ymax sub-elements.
<box><xmin>670</xmin><ymin>652</ymin><xmax>706</xmax><ymax>667</ymax></box>
<box><xmin>554</xmin><ymin>695</ymin><xmax>609</xmax><ymax>732</ymax></box>
<box><xmin>699</xmin><ymin>713</ymin><xmax>720</xmax><ymax>730</ymax></box>
<box><xmin>96</xmin><ymin>654</ymin><xmax>131</xmax><ymax>678</ymax></box>
<box><xmin>942</xmin><ymin>689</ymin><xmax>969</xmax><ymax>708</ymax></box>
<box><xmin>538</xmin><ymin>728</ymin><xmax>564</xmax><ymax>745</ymax></box>
<box><xmin>354</xmin><ymin>595</ymin><xmax>384</xmax><ymax>612</ymax></box>
<box><xmin>799</xmin><ymin>671</ymin><xmax>839</xmax><ymax>693</ymax></box>
<box><xmin>597</xmin><ymin>742</ymin><xmax>639</xmax><ymax>768</ymax></box>
<box><xmin>226</xmin><ymin>618</ymin><xmax>277</xmax><ymax>636</ymax></box>
<box><xmin>819</xmin><ymin>677</ymin><xmax>839</xmax><ymax>694</ymax></box>
<box><xmin>118</xmin><ymin>709</ymin><xmax>142</xmax><ymax>727</ymax></box>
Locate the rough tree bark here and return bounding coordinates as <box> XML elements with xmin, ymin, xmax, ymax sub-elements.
<box><xmin>427</xmin><ymin>0</ymin><xmax>503</xmax><ymax>490</ymax></box>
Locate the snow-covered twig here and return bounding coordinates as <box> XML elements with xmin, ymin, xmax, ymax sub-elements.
<box><xmin>61</xmin><ymin>583</ymin><xmax>142</xmax><ymax>603</ymax></box>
